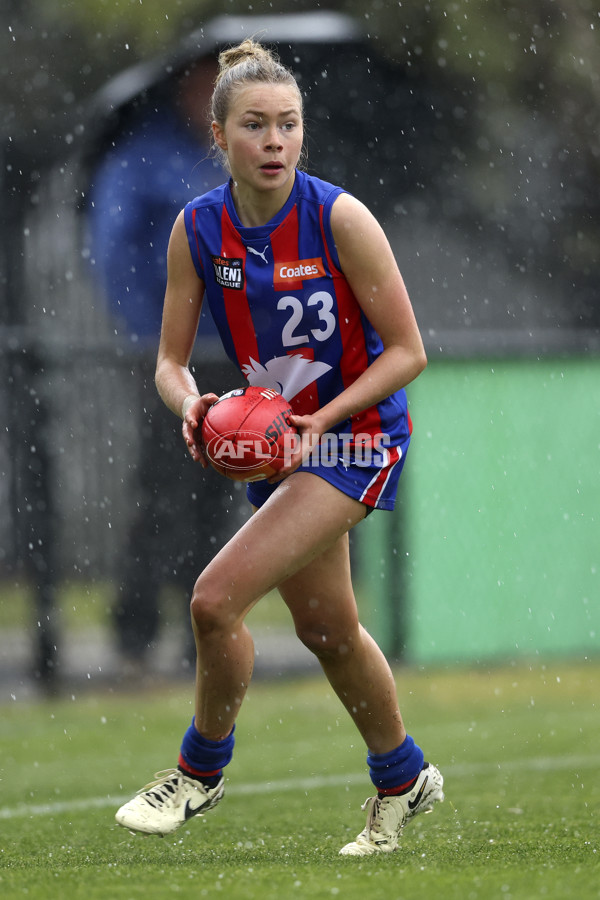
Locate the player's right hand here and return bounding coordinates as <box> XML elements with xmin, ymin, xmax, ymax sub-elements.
<box><xmin>182</xmin><ymin>393</ymin><xmax>220</xmax><ymax>464</ymax></box>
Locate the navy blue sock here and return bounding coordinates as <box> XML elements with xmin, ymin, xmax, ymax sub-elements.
<box><xmin>367</xmin><ymin>735</ymin><xmax>424</xmax><ymax>795</ymax></box>
<box><xmin>178</xmin><ymin>718</ymin><xmax>235</xmax><ymax>785</ymax></box>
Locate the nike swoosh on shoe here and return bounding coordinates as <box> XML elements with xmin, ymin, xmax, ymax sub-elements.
<box><xmin>184</xmin><ymin>797</ymin><xmax>213</xmax><ymax>820</ymax></box>
<box><xmin>407</xmin><ymin>775</ymin><xmax>429</xmax><ymax>811</ymax></box>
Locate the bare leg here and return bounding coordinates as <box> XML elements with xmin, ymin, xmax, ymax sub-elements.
<box><xmin>278</xmin><ymin>534</ymin><xmax>406</xmax><ymax>754</ymax></box>
<box><xmin>189</xmin><ymin>473</ymin><xmax>368</xmax><ymax>741</ymax></box>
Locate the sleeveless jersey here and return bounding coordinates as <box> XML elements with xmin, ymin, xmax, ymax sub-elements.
<box><xmin>183</xmin><ymin>169</ymin><xmax>410</xmax><ymax>450</ymax></box>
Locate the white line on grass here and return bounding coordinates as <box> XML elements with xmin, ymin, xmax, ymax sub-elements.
<box><xmin>1</xmin><ymin>753</ymin><xmax>598</xmax><ymax>821</ymax></box>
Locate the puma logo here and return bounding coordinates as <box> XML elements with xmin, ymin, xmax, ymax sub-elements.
<box><xmin>246</xmin><ymin>244</ymin><xmax>269</xmax><ymax>264</ymax></box>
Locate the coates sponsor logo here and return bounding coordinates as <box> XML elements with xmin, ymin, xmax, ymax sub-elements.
<box><xmin>211</xmin><ymin>255</ymin><xmax>244</xmax><ymax>290</ymax></box>
<box><xmin>274</xmin><ymin>257</ymin><xmax>325</xmax><ymax>288</ymax></box>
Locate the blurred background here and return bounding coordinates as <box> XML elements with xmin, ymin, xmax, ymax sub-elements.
<box><xmin>1</xmin><ymin>0</ymin><xmax>598</xmax><ymax>699</ymax></box>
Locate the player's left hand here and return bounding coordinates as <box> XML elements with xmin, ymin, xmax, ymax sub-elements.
<box><xmin>267</xmin><ymin>412</ymin><xmax>325</xmax><ymax>483</ymax></box>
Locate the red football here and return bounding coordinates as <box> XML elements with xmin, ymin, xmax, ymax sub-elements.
<box><xmin>200</xmin><ymin>386</ymin><xmax>297</xmax><ymax>482</ymax></box>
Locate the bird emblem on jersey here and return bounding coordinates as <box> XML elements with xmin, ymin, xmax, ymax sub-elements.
<box><xmin>246</xmin><ymin>244</ymin><xmax>270</xmax><ymax>264</ymax></box>
<box><xmin>241</xmin><ymin>354</ymin><xmax>332</xmax><ymax>401</ymax></box>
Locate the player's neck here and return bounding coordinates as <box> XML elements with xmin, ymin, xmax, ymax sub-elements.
<box><xmin>230</xmin><ymin>176</ymin><xmax>295</xmax><ymax>228</ymax></box>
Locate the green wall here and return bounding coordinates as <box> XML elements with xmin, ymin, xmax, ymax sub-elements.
<box><xmin>359</xmin><ymin>358</ymin><xmax>600</xmax><ymax>665</ymax></box>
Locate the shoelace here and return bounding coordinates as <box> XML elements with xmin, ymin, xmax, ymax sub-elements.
<box><xmin>363</xmin><ymin>795</ymin><xmax>407</xmax><ymax>837</ymax></box>
<box><xmin>369</xmin><ymin>797</ymin><xmax>391</xmax><ymax>832</ymax></box>
<box><xmin>352</xmin><ymin>797</ymin><xmax>387</xmax><ymax>843</ymax></box>
<box><xmin>138</xmin><ymin>769</ymin><xmax>183</xmax><ymax>809</ymax></box>
<box><xmin>361</xmin><ymin>796</ymin><xmax>378</xmax><ymax>824</ymax></box>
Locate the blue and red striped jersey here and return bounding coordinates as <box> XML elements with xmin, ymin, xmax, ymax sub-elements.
<box><xmin>183</xmin><ymin>169</ymin><xmax>410</xmax><ymax>448</ymax></box>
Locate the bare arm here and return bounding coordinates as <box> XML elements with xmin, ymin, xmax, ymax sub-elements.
<box><xmin>155</xmin><ymin>210</ymin><xmax>219</xmax><ymax>461</ymax></box>
<box><xmin>273</xmin><ymin>192</ymin><xmax>426</xmax><ymax>482</ymax></box>
<box><xmin>310</xmin><ymin>191</ymin><xmax>426</xmax><ymax>434</ymax></box>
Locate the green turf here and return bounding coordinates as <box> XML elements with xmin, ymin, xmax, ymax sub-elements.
<box><xmin>1</xmin><ymin>661</ymin><xmax>598</xmax><ymax>899</ymax></box>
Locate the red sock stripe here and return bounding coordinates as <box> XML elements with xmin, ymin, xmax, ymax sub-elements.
<box><xmin>377</xmin><ymin>775</ymin><xmax>418</xmax><ymax>796</ymax></box>
<box><xmin>178</xmin><ymin>753</ymin><xmax>221</xmax><ymax>779</ymax></box>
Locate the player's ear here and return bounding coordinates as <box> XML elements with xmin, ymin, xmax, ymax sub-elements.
<box><xmin>212</xmin><ymin>121</ymin><xmax>227</xmax><ymax>152</ymax></box>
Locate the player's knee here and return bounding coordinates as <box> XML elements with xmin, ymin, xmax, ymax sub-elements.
<box><xmin>295</xmin><ymin>622</ymin><xmax>353</xmax><ymax>659</ymax></box>
<box><xmin>189</xmin><ymin>574</ymin><xmax>228</xmax><ymax>635</ymax></box>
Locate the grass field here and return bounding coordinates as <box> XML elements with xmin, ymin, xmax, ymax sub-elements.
<box><xmin>1</xmin><ymin>659</ymin><xmax>598</xmax><ymax>900</ymax></box>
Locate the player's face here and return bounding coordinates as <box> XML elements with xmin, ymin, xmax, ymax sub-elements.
<box><xmin>213</xmin><ymin>83</ymin><xmax>303</xmax><ymax>197</ymax></box>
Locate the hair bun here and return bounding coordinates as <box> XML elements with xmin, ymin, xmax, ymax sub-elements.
<box><xmin>218</xmin><ymin>38</ymin><xmax>272</xmax><ymax>75</ymax></box>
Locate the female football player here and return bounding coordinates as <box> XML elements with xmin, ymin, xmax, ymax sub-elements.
<box><xmin>115</xmin><ymin>38</ymin><xmax>444</xmax><ymax>856</ymax></box>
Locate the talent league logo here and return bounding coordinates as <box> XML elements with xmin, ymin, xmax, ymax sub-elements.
<box><xmin>211</xmin><ymin>255</ymin><xmax>244</xmax><ymax>290</ymax></box>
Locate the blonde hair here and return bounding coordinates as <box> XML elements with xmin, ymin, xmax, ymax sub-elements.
<box><xmin>211</xmin><ymin>39</ymin><xmax>304</xmax><ymax>165</ymax></box>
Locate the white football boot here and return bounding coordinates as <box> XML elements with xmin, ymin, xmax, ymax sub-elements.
<box><xmin>339</xmin><ymin>763</ymin><xmax>444</xmax><ymax>856</ymax></box>
<box><xmin>115</xmin><ymin>768</ymin><xmax>224</xmax><ymax>836</ymax></box>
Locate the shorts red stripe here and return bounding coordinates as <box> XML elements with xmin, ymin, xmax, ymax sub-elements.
<box><xmin>360</xmin><ymin>445</ymin><xmax>402</xmax><ymax>508</ymax></box>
